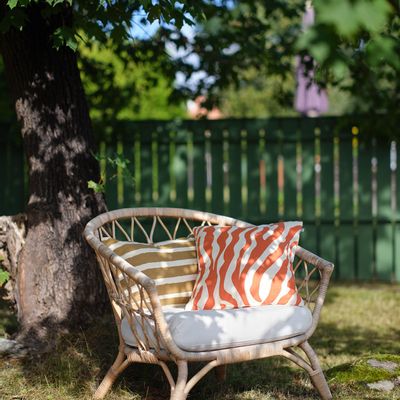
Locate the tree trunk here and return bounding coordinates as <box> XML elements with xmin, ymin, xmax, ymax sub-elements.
<box><xmin>0</xmin><ymin>3</ymin><xmax>108</xmax><ymax>347</ymax></box>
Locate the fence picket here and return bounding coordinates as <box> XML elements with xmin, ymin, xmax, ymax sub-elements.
<box><xmin>210</xmin><ymin>127</ymin><xmax>224</xmax><ymax>215</ymax></box>
<box><xmin>246</xmin><ymin>126</ymin><xmax>261</xmax><ymax>219</ymax></box>
<box><xmin>139</xmin><ymin>130</ymin><xmax>152</xmax><ymax>206</ymax></box>
<box><xmin>358</xmin><ymin>135</ymin><xmax>373</xmax><ymax>280</ymax></box>
<box><xmin>376</xmin><ymin>141</ymin><xmax>394</xmax><ymax>280</ymax></box>
<box><xmin>172</xmin><ymin>128</ymin><xmax>189</xmax><ymax>209</ymax></box>
<box><xmin>319</xmin><ymin>119</ymin><xmax>335</xmax><ymax>267</ymax></box>
<box><xmin>393</xmin><ymin>141</ymin><xmax>399</xmax><ymax>281</ymax></box>
<box><xmin>298</xmin><ymin>119</ymin><xmax>316</xmax><ymax>254</ymax></box>
<box><xmin>227</xmin><ymin>125</ymin><xmax>243</xmax><ymax>218</ymax></box>
<box><xmin>263</xmin><ymin>120</ymin><xmax>280</xmax><ymax>221</ymax></box>
<box><xmin>337</xmin><ymin>125</ymin><xmax>354</xmax><ymax>279</ymax></box>
<box><xmin>282</xmin><ymin>119</ymin><xmax>299</xmax><ymax>220</ymax></box>
<box><xmin>104</xmin><ymin>135</ymin><xmax>119</xmax><ymax>209</ymax></box>
<box><xmin>192</xmin><ymin>125</ymin><xmax>207</xmax><ymax>211</ymax></box>
<box><xmin>155</xmin><ymin>126</ymin><xmax>170</xmax><ymax>207</ymax></box>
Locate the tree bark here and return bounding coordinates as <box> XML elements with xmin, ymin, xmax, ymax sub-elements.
<box><xmin>0</xmin><ymin>3</ymin><xmax>108</xmax><ymax>346</ymax></box>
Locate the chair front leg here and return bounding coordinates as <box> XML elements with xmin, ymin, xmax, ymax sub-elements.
<box><xmin>300</xmin><ymin>342</ymin><xmax>332</xmax><ymax>400</ymax></box>
<box><xmin>94</xmin><ymin>351</ymin><xmax>131</xmax><ymax>399</ymax></box>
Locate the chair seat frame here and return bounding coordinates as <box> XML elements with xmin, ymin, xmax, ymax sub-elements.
<box><xmin>84</xmin><ymin>207</ymin><xmax>334</xmax><ymax>400</ymax></box>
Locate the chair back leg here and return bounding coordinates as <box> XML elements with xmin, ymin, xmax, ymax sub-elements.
<box><xmin>170</xmin><ymin>361</ymin><xmax>188</xmax><ymax>400</ymax></box>
<box><xmin>94</xmin><ymin>351</ymin><xmax>129</xmax><ymax>400</ymax></box>
<box><xmin>215</xmin><ymin>365</ymin><xmax>227</xmax><ymax>382</ymax></box>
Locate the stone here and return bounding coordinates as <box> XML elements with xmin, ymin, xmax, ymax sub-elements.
<box><xmin>0</xmin><ymin>338</ymin><xmax>19</xmax><ymax>353</ymax></box>
<box><xmin>367</xmin><ymin>359</ymin><xmax>398</xmax><ymax>372</ymax></box>
<box><xmin>367</xmin><ymin>380</ymin><xmax>395</xmax><ymax>392</ymax></box>
<box><xmin>0</xmin><ymin>338</ymin><xmax>26</xmax><ymax>357</ymax></box>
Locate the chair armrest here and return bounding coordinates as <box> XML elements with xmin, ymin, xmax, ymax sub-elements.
<box><xmin>295</xmin><ymin>246</ymin><xmax>334</xmax><ymax>338</ymax></box>
<box><xmin>295</xmin><ymin>246</ymin><xmax>334</xmax><ymax>275</ymax></box>
<box><xmin>95</xmin><ymin>241</ymin><xmax>188</xmax><ymax>360</ymax></box>
<box><xmin>85</xmin><ymin>227</ymin><xmax>188</xmax><ymax>359</ymax></box>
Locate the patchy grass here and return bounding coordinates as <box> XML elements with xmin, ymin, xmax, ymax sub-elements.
<box><xmin>1</xmin><ymin>283</ymin><xmax>400</xmax><ymax>400</ymax></box>
<box><xmin>327</xmin><ymin>354</ymin><xmax>400</xmax><ymax>384</ymax></box>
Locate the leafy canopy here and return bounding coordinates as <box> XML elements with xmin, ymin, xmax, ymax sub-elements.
<box><xmin>2</xmin><ymin>0</ymin><xmax>201</xmax><ymax>51</ymax></box>
<box><xmin>1</xmin><ymin>0</ymin><xmax>399</xmax><ymax>122</ymax></box>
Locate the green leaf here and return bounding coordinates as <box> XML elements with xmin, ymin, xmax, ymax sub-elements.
<box><xmin>7</xmin><ymin>0</ymin><xmax>19</xmax><ymax>9</ymax></box>
<box><xmin>88</xmin><ymin>180</ymin><xmax>105</xmax><ymax>193</ymax></box>
<box><xmin>52</xmin><ymin>0</ymin><xmax>67</xmax><ymax>6</ymax></box>
<box><xmin>114</xmin><ymin>155</ymin><xmax>129</xmax><ymax>169</ymax></box>
<box><xmin>90</xmin><ymin>152</ymin><xmax>103</xmax><ymax>162</ymax></box>
<box><xmin>53</xmin><ymin>26</ymin><xmax>78</xmax><ymax>51</ymax></box>
<box><xmin>0</xmin><ymin>269</ymin><xmax>9</xmax><ymax>286</ymax></box>
<box><xmin>65</xmin><ymin>36</ymin><xmax>78</xmax><ymax>51</ymax></box>
<box><xmin>84</xmin><ymin>21</ymin><xmax>107</xmax><ymax>42</ymax></box>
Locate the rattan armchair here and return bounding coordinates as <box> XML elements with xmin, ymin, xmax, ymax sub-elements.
<box><xmin>84</xmin><ymin>207</ymin><xmax>334</xmax><ymax>400</ymax></box>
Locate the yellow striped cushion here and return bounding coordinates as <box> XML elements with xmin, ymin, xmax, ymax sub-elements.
<box><xmin>103</xmin><ymin>238</ymin><xmax>198</xmax><ymax>308</ymax></box>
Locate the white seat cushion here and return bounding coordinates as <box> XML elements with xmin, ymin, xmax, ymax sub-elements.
<box><xmin>121</xmin><ymin>305</ymin><xmax>312</xmax><ymax>352</ymax></box>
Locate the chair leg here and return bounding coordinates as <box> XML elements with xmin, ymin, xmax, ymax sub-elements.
<box><xmin>309</xmin><ymin>370</ymin><xmax>332</xmax><ymax>400</ymax></box>
<box><xmin>215</xmin><ymin>365</ymin><xmax>227</xmax><ymax>383</ymax></box>
<box><xmin>300</xmin><ymin>342</ymin><xmax>332</xmax><ymax>400</ymax></box>
<box><xmin>94</xmin><ymin>351</ymin><xmax>129</xmax><ymax>400</ymax></box>
<box><xmin>170</xmin><ymin>360</ymin><xmax>188</xmax><ymax>400</ymax></box>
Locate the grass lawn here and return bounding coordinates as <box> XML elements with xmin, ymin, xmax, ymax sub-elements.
<box><xmin>0</xmin><ymin>283</ymin><xmax>400</xmax><ymax>399</ymax></box>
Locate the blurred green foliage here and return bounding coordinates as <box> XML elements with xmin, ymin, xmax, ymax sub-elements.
<box><xmin>0</xmin><ymin>0</ymin><xmax>399</xmax><ymax>125</ymax></box>
<box><xmin>78</xmin><ymin>39</ymin><xmax>186</xmax><ymax>123</ymax></box>
<box><xmin>219</xmin><ymin>68</ymin><xmax>297</xmax><ymax>118</ymax></box>
<box><xmin>296</xmin><ymin>0</ymin><xmax>400</xmax><ymax>120</ymax></box>
<box><xmin>0</xmin><ymin>40</ymin><xmax>186</xmax><ymax>125</ymax></box>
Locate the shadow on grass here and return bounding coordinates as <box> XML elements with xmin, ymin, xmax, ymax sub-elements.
<box><xmin>1</xmin><ymin>287</ymin><xmax>399</xmax><ymax>400</ymax></box>
<box><xmin>1</xmin><ymin>309</ymin><xmax>315</xmax><ymax>399</ymax></box>
<box><xmin>312</xmin><ymin>322</ymin><xmax>400</xmax><ymax>358</ymax></box>
<box><xmin>2</xmin><ymin>314</ymin><xmax>170</xmax><ymax>399</ymax></box>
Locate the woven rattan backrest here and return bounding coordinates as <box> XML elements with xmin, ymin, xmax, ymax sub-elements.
<box><xmin>93</xmin><ymin>208</ymin><xmax>250</xmax><ymax>243</ymax></box>
<box><xmin>84</xmin><ymin>208</ymin><xmax>250</xmax><ymax>354</ymax></box>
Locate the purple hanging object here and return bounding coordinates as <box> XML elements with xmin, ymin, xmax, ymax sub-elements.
<box><xmin>295</xmin><ymin>5</ymin><xmax>328</xmax><ymax>116</ymax></box>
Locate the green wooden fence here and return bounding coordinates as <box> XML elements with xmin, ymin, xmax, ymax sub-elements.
<box><xmin>1</xmin><ymin>117</ymin><xmax>399</xmax><ymax>281</ymax></box>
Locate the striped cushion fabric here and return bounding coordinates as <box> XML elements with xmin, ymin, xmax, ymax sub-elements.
<box><xmin>185</xmin><ymin>222</ymin><xmax>303</xmax><ymax>311</ymax></box>
<box><xmin>103</xmin><ymin>238</ymin><xmax>198</xmax><ymax>308</ymax></box>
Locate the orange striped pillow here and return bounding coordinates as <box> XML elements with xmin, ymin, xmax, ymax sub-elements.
<box><xmin>185</xmin><ymin>222</ymin><xmax>303</xmax><ymax>310</ymax></box>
